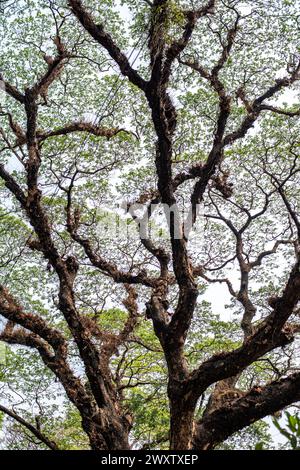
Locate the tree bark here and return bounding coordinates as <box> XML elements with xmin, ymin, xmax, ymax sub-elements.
<box><xmin>169</xmin><ymin>398</ymin><xmax>196</xmax><ymax>450</ymax></box>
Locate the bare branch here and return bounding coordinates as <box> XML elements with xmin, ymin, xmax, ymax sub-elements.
<box><xmin>0</xmin><ymin>403</ymin><xmax>59</xmax><ymax>450</ymax></box>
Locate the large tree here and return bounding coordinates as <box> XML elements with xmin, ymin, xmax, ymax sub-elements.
<box><xmin>0</xmin><ymin>0</ymin><xmax>299</xmax><ymax>450</ymax></box>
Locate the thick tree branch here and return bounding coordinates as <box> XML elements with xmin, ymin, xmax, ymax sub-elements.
<box><xmin>0</xmin><ymin>74</ymin><xmax>25</xmax><ymax>103</ymax></box>
<box><xmin>68</xmin><ymin>0</ymin><xmax>147</xmax><ymax>91</ymax></box>
<box><xmin>163</xmin><ymin>0</ymin><xmax>215</xmax><ymax>82</ymax></box>
<box><xmin>38</xmin><ymin>122</ymin><xmax>134</xmax><ymax>142</ymax></box>
<box><xmin>189</xmin><ymin>258</ymin><xmax>300</xmax><ymax>397</ymax></box>
<box><xmin>260</xmin><ymin>104</ymin><xmax>300</xmax><ymax>117</ymax></box>
<box><xmin>0</xmin><ymin>286</ymin><xmax>67</xmax><ymax>352</ymax></box>
<box><xmin>193</xmin><ymin>372</ymin><xmax>300</xmax><ymax>450</ymax></box>
<box><xmin>224</xmin><ymin>62</ymin><xmax>300</xmax><ymax>146</ymax></box>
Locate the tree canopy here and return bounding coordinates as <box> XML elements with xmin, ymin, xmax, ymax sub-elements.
<box><xmin>0</xmin><ymin>0</ymin><xmax>299</xmax><ymax>450</ymax></box>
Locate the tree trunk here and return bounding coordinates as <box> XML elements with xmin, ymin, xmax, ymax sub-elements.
<box><xmin>83</xmin><ymin>411</ymin><xmax>131</xmax><ymax>450</ymax></box>
<box><xmin>169</xmin><ymin>396</ymin><xmax>196</xmax><ymax>450</ymax></box>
